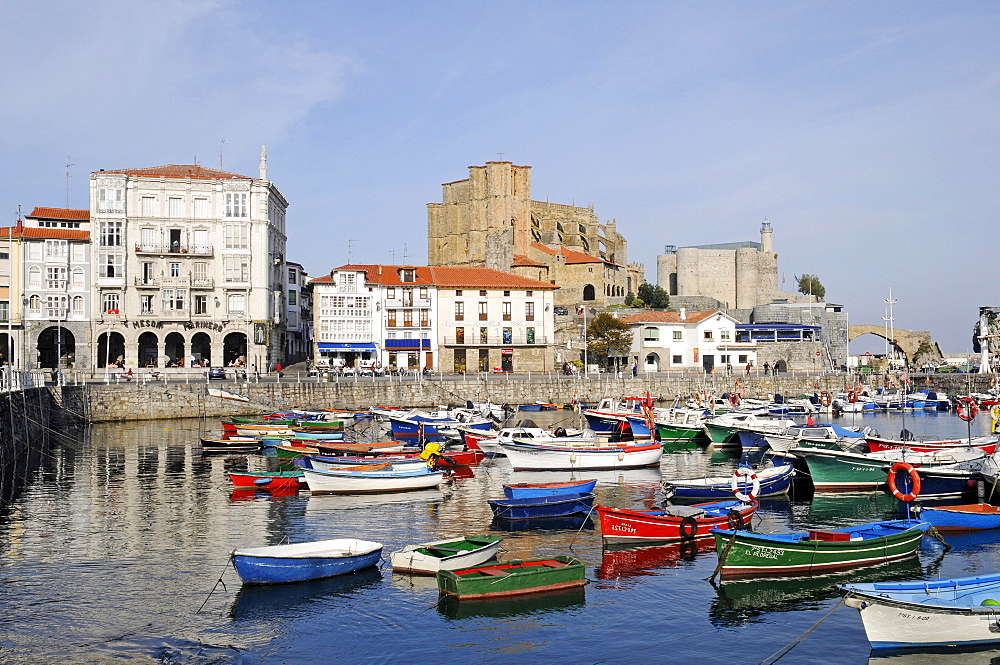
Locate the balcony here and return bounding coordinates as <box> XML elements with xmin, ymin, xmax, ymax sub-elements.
<box><xmin>443</xmin><ymin>335</ymin><xmax>548</xmax><ymax>346</ymax></box>
<box><xmin>135</xmin><ymin>277</ymin><xmax>160</xmax><ymax>287</ymax></box>
<box><xmin>135</xmin><ymin>244</ymin><xmax>214</xmax><ymax>257</ymax></box>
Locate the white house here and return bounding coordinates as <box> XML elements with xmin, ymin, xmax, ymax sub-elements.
<box><xmin>620</xmin><ymin>308</ymin><xmax>756</xmax><ymax>373</ymax></box>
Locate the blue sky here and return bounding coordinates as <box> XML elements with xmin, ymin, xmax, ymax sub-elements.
<box><xmin>2</xmin><ymin>1</ymin><xmax>997</xmax><ymax>354</ymax></box>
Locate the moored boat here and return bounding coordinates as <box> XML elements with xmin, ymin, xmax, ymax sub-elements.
<box><xmin>488</xmin><ymin>492</ymin><xmax>596</xmax><ymax>520</ymax></box>
<box><xmin>500</xmin><ymin>440</ymin><xmax>662</xmax><ymax>471</ymax></box>
<box><xmin>661</xmin><ymin>462</ymin><xmax>794</xmax><ymax>500</ymax></box>
<box><xmin>228</xmin><ymin>470</ymin><xmax>304</xmax><ymax>489</ymax></box>
<box><xmin>597</xmin><ymin>499</ymin><xmax>757</xmax><ymax>542</ymax></box>
<box><xmin>503</xmin><ymin>478</ymin><xmax>598</xmax><ymax>499</ymax></box>
<box><xmin>710</xmin><ymin>519</ymin><xmax>929</xmax><ymax>578</ymax></box>
<box><xmin>390</xmin><ymin>535</ymin><xmax>503</xmax><ymax>575</ymax></box>
<box><xmin>301</xmin><ymin>465</ymin><xmax>445</xmax><ymax>494</ymax></box>
<box><xmin>436</xmin><ymin>556</ymin><xmax>586</xmax><ymax>599</ymax></box>
<box><xmin>231</xmin><ymin>538</ymin><xmax>383</xmax><ymax>584</ymax></box>
<box><xmin>791</xmin><ymin>446</ymin><xmax>986</xmax><ymax>491</ymax></box>
<box><xmin>915</xmin><ymin>503</ymin><xmax>1000</xmax><ymax>531</ymax></box>
<box><xmin>841</xmin><ymin>572</ymin><xmax>1000</xmax><ymax>649</ymax></box>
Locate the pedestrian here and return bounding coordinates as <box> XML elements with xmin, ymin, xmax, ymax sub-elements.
<box><xmin>745</xmin><ymin>363</ymin><xmax>751</xmax><ymax>376</ymax></box>
<box><xmin>726</xmin><ymin>362</ymin><xmax>733</xmax><ymax>377</ymax></box>
<box><xmin>763</xmin><ymin>361</ymin><xmax>770</xmax><ymax>375</ymax></box>
<box><xmin>631</xmin><ymin>362</ymin><xmax>638</xmax><ymax>378</ymax></box>
<box><xmin>772</xmin><ymin>362</ymin><xmax>778</xmax><ymax>376</ymax></box>
<box><xmin>126</xmin><ymin>368</ymin><xmax>133</xmax><ymax>382</ymax></box>
<box><xmin>276</xmin><ymin>362</ymin><xmax>283</xmax><ymax>377</ymax></box>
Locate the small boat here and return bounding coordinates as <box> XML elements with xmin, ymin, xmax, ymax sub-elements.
<box><xmin>231</xmin><ymin>538</ymin><xmax>383</xmax><ymax>584</ymax></box>
<box><xmin>474</xmin><ymin>419</ymin><xmax>595</xmax><ymax>457</ymax></box>
<box><xmin>763</xmin><ymin>423</ymin><xmax>866</xmax><ymax>453</ymax></box>
<box><xmin>302</xmin><ymin>455</ymin><xmax>426</xmax><ymax>472</ymax></box>
<box><xmin>228</xmin><ymin>470</ymin><xmax>304</xmax><ymax>489</ymax></box>
<box><xmin>500</xmin><ymin>440</ymin><xmax>662</xmax><ymax>471</ymax></box>
<box><xmin>272</xmin><ymin>444</ymin><xmax>320</xmax><ymax>459</ymax></box>
<box><xmin>290</xmin><ymin>430</ymin><xmax>345</xmax><ymax>441</ymax></box>
<box><xmin>503</xmin><ymin>478</ymin><xmax>598</xmax><ymax>500</ymax></box>
<box><xmin>915</xmin><ymin>503</ymin><xmax>1000</xmax><ymax>531</ymax></box>
<box><xmin>200</xmin><ymin>437</ymin><xmax>261</xmax><ymax>454</ymax></box>
<box><xmin>390</xmin><ymin>534</ymin><xmax>503</xmax><ymax>574</ymax></box>
<box><xmin>488</xmin><ymin>492</ymin><xmax>596</xmax><ymax>520</ymax></box>
<box><xmin>208</xmin><ymin>387</ymin><xmax>251</xmax><ymax>402</ymax></box>
<box><xmin>791</xmin><ymin>446</ymin><xmax>986</xmax><ymax>491</ymax></box>
<box><xmin>662</xmin><ymin>462</ymin><xmax>795</xmax><ymax>500</ymax></box>
<box><xmin>301</xmin><ymin>465</ymin><xmax>445</xmax><ymax>494</ymax></box>
<box><xmin>436</xmin><ymin>556</ymin><xmax>586</xmax><ymax>599</ymax></box>
<box><xmin>235</xmin><ymin>424</ymin><xmax>296</xmax><ymax>436</ymax></box>
<box><xmin>710</xmin><ymin>519</ymin><xmax>929</xmax><ymax>578</ymax></box>
<box><xmin>867</xmin><ymin>432</ymin><xmax>998</xmax><ymax>455</ymax></box>
<box><xmin>597</xmin><ymin>500</ymin><xmax>757</xmax><ymax>542</ymax></box>
<box><xmin>841</xmin><ymin>572</ymin><xmax>1000</xmax><ymax>649</ymax></box>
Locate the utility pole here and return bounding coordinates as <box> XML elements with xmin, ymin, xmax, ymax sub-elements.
<box><xmin>884</xmin><ymin>288</ymin><xmax>897</xmax><ymax>369</ymax></box>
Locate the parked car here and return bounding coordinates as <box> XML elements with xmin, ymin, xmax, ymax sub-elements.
<box><xmin>208</xmin><ymin>368</ymin><xmax>226</xmax><ymax>380</ymax></box>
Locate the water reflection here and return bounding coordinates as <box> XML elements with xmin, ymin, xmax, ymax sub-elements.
<box><xmin>490</xmin><ymin>515</ymin><xmax>595</xmax><ymax>532</ymax></box>
<box><xmin>437</xmin><ymin>586</ymin><xmax>586</xmax><ymax>619</ymax></box>
<box><xmin>230</xmin><ymin>566</ymin><xmax>384</xmax><ymax>622</ymax></box>
<box><xmin>598</xmin><ymin>538</ymin><xmax>713</xmax><ymax>582</ymax></box>
<box><xmin>808</xmin><ymin>491</ymin><xmax>900</xmax><ymax>526</ymax></box>
<box><xmin>869</xmin><ymin>646</ymin><xmax>1000</xmax><ymax>665</ymax></box>
<box><xmin>710</xmin><ymin>556</ymin><xmax>924</xmax><ymax>627</ymax></box>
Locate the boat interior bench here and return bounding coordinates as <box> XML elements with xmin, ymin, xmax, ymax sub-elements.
<box><xmin>661</xmin><ymin>506</ymin><xmax>705</xmax><ymax>519</ymax></box>
<box><xmin>426</xmin><ymin>547</ymin><xmax>463</xmax><ymax>555</ymax></box>
<box><xmin>476</xmin><ymin>568</ymin><xmax>508</xmax><ymax>576</ymax></box>
<box><xmin>539</xmin><ymin>561</ymin><xmax>566</xmax><ymax>568</ymax></box>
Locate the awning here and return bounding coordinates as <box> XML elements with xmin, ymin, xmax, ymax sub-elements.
<box><xmin>317</xmin><ymin>342</ymin><xmax>377</xmax><ymax>352</ymax></box>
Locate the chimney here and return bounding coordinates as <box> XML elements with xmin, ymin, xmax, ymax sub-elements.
<box><xmin>259</xmin><ymin>145</ymin><xmax>268</xmax><ymax>181</ymax></box>
<box><xmin>680</xmin><ymin>307</ymin><xmax>686</xmax><ymax>321</ymax></box>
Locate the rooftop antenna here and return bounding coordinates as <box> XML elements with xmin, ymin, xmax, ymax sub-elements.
<box><xmin>347</xmin><ymin>239</ymin><xmax>357</xmax><ymax>265</ymax></box>
<box><xmin>219</xmin><ymin>139</ymin><xmax>227</xmax><ymax>169</ymax></box>
<box><xmin>497</xmin><ymin>151</ymin><xmax>505</xmax><ymax>160</ymax></box>
<box><xmin>65</xmin><ymin>155</ymin><xmax>74</xmax><ymax>208</ymax></box>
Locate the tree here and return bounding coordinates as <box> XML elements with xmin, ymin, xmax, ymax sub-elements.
<box><xmin>637</xmin><ymin>283</ymin><xmax>669</xmax><ymax>309</ymax></box>
<box><xmin>586</xmin><ymin>313</ymin><xmax>633</xmax><ymax>370</ymax></box>
<box><xmin>797</xmin><ymin>274</ymin><xmax>825</xmax><ymax>300</ymax></box>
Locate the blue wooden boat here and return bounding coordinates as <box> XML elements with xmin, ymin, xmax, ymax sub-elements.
<box><xmin>488</xmin><ymin>492</ymin><xmax>595</xmax><ymax>520</ymax></box>
<box><xmin>915</xmin><ymin>503</ymin><xmax>1000</xmax><ymax>531</ymax></box>
<box><xmin>842</xmin><ymin>572</ymin><xmax>1000</xmax><ymax>649</ymax></box>
<box><xmin>662</xmin><ymin>462</ymin><xmax>794</xmax><ymax>500</ymax></box>
<box><xmin>231</xmin><ymin>538</ymin><xmax>383</xmax><ymax>584</ymax></box>
<box><xmin>503</xmin><ymin>478</ymin><xmax>598</xmax><ymax>500</ymax></box>
<box><xmin>291</xmin><ymin>430</ymin><xmax>344</xmax><ymax>441</ymax></box>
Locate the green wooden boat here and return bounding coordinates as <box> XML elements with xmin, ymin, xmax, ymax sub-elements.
<box><xmin>295</xmin><ymin>420</ymin><xmax>344</xmax><ymax>429</ymax></box>
<box><xmin>230</xmin><ymin>416</ymin><xmax>298</xmax><ymax>425</ymax></box>
<box><xmin>703</xmin><ymin>421</ymin><xmax>739</xmax><ymax>445</ymax></box>
<box><xmin>791</xmin><ymin>446</ymin><xmax>984</xmax><ymax>491</ymax></box>
<box><xmin>437</xmin><ymin>556</ymin><xmax>585</xmax><ymax>599</ymax></box>
<box><xmin>711</xmin><ymin>519</ymin><xmax>929</xmax><ymax>579</ymax></box>
<box><xmin>654</xmin><ymin>408</ymin><xmax>708</xmax><ymax>444</ymax></box>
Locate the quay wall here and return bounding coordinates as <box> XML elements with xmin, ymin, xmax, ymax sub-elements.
<box><xmin>73</xmin><ymin>373</ymin><xmax>996</xmax><ymax>422</ymax></box>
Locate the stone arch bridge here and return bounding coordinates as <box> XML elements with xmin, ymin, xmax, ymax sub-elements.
<box><xmin>848</xmin><ymin>325</ymin><xmax>943</xmax><ymax>361</ymax></box>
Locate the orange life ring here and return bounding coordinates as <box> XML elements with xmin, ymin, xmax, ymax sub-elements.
<box><xmin>957</xmin><ymin>397</ymin><xmax>978</xmax><ymax>422</ymax></box>
<box><xmin>729</xmin><ymin>392</ymin><xmax>741</xmax><ymax>407</ymax></box>
<box><xmin>888</xmin><ymin>462</ymin><xmax>921</xmax><ymax>502</ymax></box>
<box><xmin>820</xmin><ymin>391</ymin><xmax>832</xmax><ymax>407</ymax></box>
<box><xmin>847</xmin><ymin>390</ymin><xmax>859</xmax><ymax>403</ymax></box>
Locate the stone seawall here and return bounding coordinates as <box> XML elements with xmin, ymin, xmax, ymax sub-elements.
<box><xmin>74</xmin><ymin>373</ymin><xmax>995</xmax><ymax>422</ymax></box>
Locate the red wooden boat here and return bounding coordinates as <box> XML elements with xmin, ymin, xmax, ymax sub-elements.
<box><xmin>866</xmin><ymin>436</ymin><xmax>998</xmax><ymax>455</ymax></box>
<box><xmin>228</xmin><ymin>471</ymin><xmax>304</xmax><ymax>489</ymax></box>
<box><xmin>436</xmin><ymin>449</ymin><xmax>486</xmax><ymax>467</ymax></box>
<box><xmin>596</xmin><ymin>500</ymin><xmax>757</xmax><ymax>542</ymax></box>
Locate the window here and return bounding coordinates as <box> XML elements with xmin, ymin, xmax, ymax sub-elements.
<box><xmin>402</xmin><ymin>288</ymin><xmax>413</xmax><ymax>306</ymax></box>
<box><xmin>703</xmin><ymin>331</ymin><xmax>714</xmax><ymax>341</ymax></box>
<box><xmin>193</xmin><ymin>262</ymin><xmax>208</xmax><ymax>282</ymax></box>
<box><xmin>71</xmin><ymin>243</ymin><xmax>84</xmax><ymax>263</ymax></box>
<box><xmin>194</xmin><ymin>294</ymin><xmax>207</xmax><ymax>315</ymax></box>
<box><xmin>170</xmin><ymin>288</ymin><xmax>187</xmax><ymax>311</ymax></box>
<box><xmin>46</xmin><ymin>267</ymin><xmax>67</xmax><ymax>289</ymax></box>
<box><xmin>386</xmin><ymin>309</ymin><xmax>397</xmax><ymax>327</ymax></box>
<box><xmin>288</xmin><ymin>290</ymin><xmax>297</xmax><ymax>305</ymax></box>
<box><xmin>403</xmin><ymin>310</ymin><xmax>413</xmax><ymax>327</ymax></box>
<box><xmin>455</xmin><ymin>290</ymin><xmax>462</xmax><ymax>296</ymax></box>
<box><xmin>526</xmin><ymin>327</ymin><xmax>535</xmax><ymax>344</ymax></box>
<box><xmin>401</xmin><ymin>269</ymin><xmax>415</xmax><ymax>282</ymax></box>
<box><xmin>224</xmin><ymin>224</ymin><xmax>249</xmax><ymax>249</ymax></box>
<box><xmin>526</xmin><ymin>290</ymin><xmax>533</xmax><ymax>297</ymax></box>
<box><xmin>478</xmin><ymin>349</ymin><xmax>490</xmax><ymax>372</ymax></box>
<box><xmin>502</xmin><ymin>302</ymin><xmax>511</xmax><ymax>321</ymax></box>
<box><xmin>721</xmin><ymin>354</ymin><xmax>730</xmax><ymax>363</ymax></box>
<box><xmin>288</xmin><ymin>268</ymin><xmax>296</xmax><ymax>284</ymax></box>
<box><xmin>223</xmin><ymin>256</ymin><xmax>250</xmax><ymax>282</ymax></box>
<box><xmin>98</xmin><ymin>188</ymin><xmax>124</xmax><ymax>213</ymax></box>
<box><xmin>27</xmin><ymin>243</ymin><xmax>41</xmax><ymax>261</ymax></box>
<box><xmin>169</xmin><ymin>262</ymin><xmax>180</xmax><ymax>277</ymax></box>
<box><xmin>644</xmin><ymin>327</ymin><xmax>659</xmax><ymax>341</ymax></box>
<box><xmin>140</xmin><ymin>294</ymin><xmax>154</xmax><ymax>314</ymax></box>
<box><xmin>502</xmin><ymin>328</ymin><xmax>512</xmax><ymax>344</ymax></box>
<box><xmin>225</xmin><ymin>192</ymin><xmax>248</xmax><ymax>218</ymax></box>
<box><xmin>28</xmin><ymin>295</ymin><xmax>40</xmax><ymax>313</ymax></box>
<box><xmin>419</xmin><ymin>287</ymin><xmax>428</xmax><ymax>300</ymax></box>
<box><xmin>386</xmin><ymin>288</ymin><xmax>395</xmax><ymax>299</ymax></box>
<box><xmin>140</xmin><ymin>227</ymin><xmax>156</xmax><ymax>249</ymax></box>
<box><xmin>227</xmin><ymin>293</ymin><xmax>245</xmax><ymax>315</ymax></box>
<box><xmin>192</xmin><ymin>229</ymin><xmax>209</xmax><ymax>253</ymax></box>
<box><xmin>525</xmin><ymin>302</ymin><xmax>534</xmax><ymax>321</ymax></box>
<box><xmin>45</xmin><ymin>239</ymin><xmax>68</xmax><ymax>256</ymax></box>
<box><xmin>738</xmin><ymin>355</ymin><xmax>748</xmax><ymax>364</ymax></box>
<box><xmin>478</xmin><ymin>302</ymin><xmax>488</xmax><ymax>321</ymax></box>
<box><xmin>70</xmin><ymin>295</ymin><xmax>83</xmax><ymax>315</ymax></box>
<box><xmin>71</xmin><ymin>268</ymin><xmax>84</xmax><ymax>288</ymax></box>
<box><xmin>141</xmin><ymin>196</ymin><xmax>155</xmax><ymax>216</ymax></box>
<box><xmin>672</xmin><ymin>355</ymin><xmax>683</xmax><ymax>365</ymax></box>
<box><xmin>721</xmin><ymin>329</ymin><xmax>731</xmax><ymax>340</ymax></box>
<box><xmin>46</xmin><ymin>295</ymin><xmax>67</xmax><ymax>318</ymax></box>
<box><xmin>503</xmin><ymin>290</ymin><xmax>510</xmax><ymax>297</ymax></box>
<box><xmin>194</xmin><ymin>198</ymin><xmax>209</xmax><ymax>218</ymax></box>
<box><xmin>168</xmin><ymin>197</ymin><xmax>182</xmax><ymax>217</ymax></box>
<box><xmin>338</xmin><ymin>273</ymin><xmax>355</xmax><ymax>291</ymax></box>
<box><xmin>453</xmin><ymin>349</ymin><xmax>467</xmax><ymax>373</ymax></box>
<box><xmin>480</xmin><ymin>327</ymin><xmax>488</xmax><ymax>344</ymax></box>
<box><xmin>99</xmin><ymin>252</ymin><xmax>124</xmax><ymax>278</ymax></box>
<box><xmin>102</xmin><ymin>293</ymin><xmax>120</xmax><ymax>313</ymax></box>
<box><xmin>673</xmin><ymin>331</ymin><xmax>682</xmax><ymax>341</ymax></box>
<box><xmin>455</xmin><ymin>327</ymin><xmax>465</xmax><ymax>344</ymax></box>
<box><xmin>454</xmin><ymin>301</ymin><xmax>464</xmax><ymax>321</ymax></box>
<box><xmin>0</xmin><ymin>301</ymin><xmax>8</xmax><ymax>322</ymax></box>
<box><xmin>479</xmin><ymin>290</ymin><xmax>487</xmax><ymax>297</ymax></box>
<box><xmin>28</xmin><ymin>266</ymin><xmax>41</xmax><ymax>288</ymax></box>
<box><xmin>420</xmin><ymin>309</ymin><xmax>429</xmax><ymax>327</ymax></box>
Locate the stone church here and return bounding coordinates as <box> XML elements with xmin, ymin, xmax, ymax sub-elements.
<box><xmin>427</xmin><ymin>161</ymin><xmax>644</xmax><ymax>309</ymax></box>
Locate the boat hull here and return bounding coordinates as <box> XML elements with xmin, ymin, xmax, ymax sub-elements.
<box><xmin>301</xmin><ymin>467</ymin><xmax>445</xmax><ymax>494</ymax></box>
<box><xmin>597</xmin><ymin>500</ymin><xmax>757</xmax><ymax>542</ymax></box>
<box><xmin>500</xmin><ymin>442</ymin><xmax>662</xmax><ymax>471</ymax></box>
<box><xmin>918</xmin><ymin>504</ymin><xmax>1000</xmax><ymax>531</ymax></box>
<box><xmin>503</xmin><ymin>479</ymin><xmax>598</xmax><ymax>499</ymax></box>
<box><xmin>663</xmin><ymin>465</ymin><xmax>794</xmax><ymax>500</ymax></box>
<box><xmin>232</xmin><ymin>538</ymin><xmax>383</xmax><ymax>584</ymax></box>
<box><xmin>488</xmin><ymin>492</ymin><xmax>595</xmax><ymax>520</ymax></box>
<box><xmin>437</xmin><ymin>556</ymin><xmax>585</xmax><ymax>599</ymax></box>
<box><xmin>711</xmin><ymin>520</ymin><xmax>927</xmax><ymax>578</ymax></box>
<box><xmin>390</xmin><ymin>535</ymin><xmax>502</xmax><ymax>575</ymax></box>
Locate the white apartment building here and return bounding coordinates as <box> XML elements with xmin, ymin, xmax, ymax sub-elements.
<box><xmin>89</xmin><ymin>157</ymin><xmax>288</xmax><ymax>371</ymax></box>
<box><xmin>620</xmin><ymin>309</ymin><xmax>756</xmax><ymax>373</ymax></box>
<box><xmin>311</xmin><ymin>265</ymin><xmax>558</xmax><ymax>372</ymax></box>
<box><xmin>286</xmin><ymin>261</ymin><xmax>311</xmax><ymax>364</ymax></box>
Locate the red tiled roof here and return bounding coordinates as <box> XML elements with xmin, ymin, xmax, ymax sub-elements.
<box><xmin>511</xmin><ymin>254</ymin><xmax>547</xmax><ymax>267</ymax></box>
<box><xmin>313</xmin><ymin>265</ymin><xmax>557</xmax><ymax>290</ymax></box>
<box><xmin>619</xmin><ymin>310</ymin><xmax>720</xmax><ymax>324</ymax></box>
<box><xmin>0</xmin><ymin>226</ymin><xmax>90</xmax><ymax>240</ymax></box>
<box><xmin>27</xmin><ymin>207</ymin><xmax>89</xmax><ymax>221</ymax></box>
<box><xmin>98</xmin><ymin>164</ymin><xmax>251</xmax><ymax>180</ymax></box>
<box><xmin>529</xmin><ymin>242</ymin><xmax>609</xmax><ymax>265</ymax></box>
<box><xmin>530</xmin><ymin>242</ymin><xmax>559</xmax><ymax>256</ymax></box>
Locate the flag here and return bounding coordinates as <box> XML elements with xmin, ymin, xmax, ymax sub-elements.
<box><xmin>806</xmin><ymin>415</ymin><xmax>815</xmax><ymax>426</ymax></box>
<box><xmin>590</xmin><ymin>307</ymin><xmax>597</xmax><ymax>316</ymax></box>
<box><xmin>782</xmin><ymin>274</ymin><xmax>785</xmax><ymax>285</ymax></box>
<box><xmin>576</xmin><ymin>306</ymin><xmax>583</xmax><ymax>315</ymax></box>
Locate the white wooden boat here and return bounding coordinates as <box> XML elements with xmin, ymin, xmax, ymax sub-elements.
<box><xmin>842</xmin><ymin>572</ymin><xmax>1000</xmax><ymax>649</ymax></box>
<box><xmin>301</xmin><ymin>466</ymin><xmax>445</xmax><ymax>494</ymax></box>
<box><xmin>499</xmin><ymin>440</ymin><xmax>662</xmax><ymax>471</ymax></box>
<box><xmin>476</xmin><ymin>420</ymin><xmax>593</xmax><ymax>457</ymax></box>
<box><xmin>762</xmin><ymin>423</ymin><xmax>866</xmax><ymax>453</ymax></box>
<box><xmin>390</xmin><ymin>534</ymin><xmax>502</xmax><ymax>575</ymax></box>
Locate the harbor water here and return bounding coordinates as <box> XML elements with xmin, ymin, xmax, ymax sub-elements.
<box><xmin>1</xmin><ymin>408</ymin><xmax>999</xmax><ymax>664</ymax></box>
